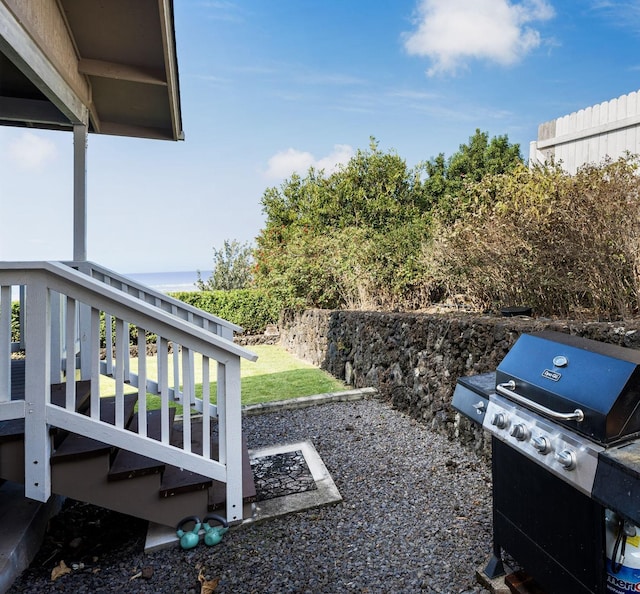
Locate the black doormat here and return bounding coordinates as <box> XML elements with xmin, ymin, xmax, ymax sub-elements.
<box><xmin>250</xmin><ymin>450</ymin><xmax>318</xmax><ymax>501</ymax></box>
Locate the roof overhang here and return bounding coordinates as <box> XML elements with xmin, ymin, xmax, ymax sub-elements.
<box><xmin>0</xmin><ymin>0</ymin><xmax>183</xmax><ymax>141</ymax></box>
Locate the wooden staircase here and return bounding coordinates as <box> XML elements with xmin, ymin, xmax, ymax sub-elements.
<box><xmin>1</xmin><ymin>360</ymin><xmax>256</xmax><ymax>528</ymax></box>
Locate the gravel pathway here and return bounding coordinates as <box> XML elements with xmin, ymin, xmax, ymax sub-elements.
<box><xmin>8</xmin><ymin>396</ymin><xmax>494</xmax><ymax>594</ymax></box>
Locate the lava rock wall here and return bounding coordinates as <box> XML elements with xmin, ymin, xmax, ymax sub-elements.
<box><xmin>279</xmin><ymin>309</ymin><xmax>640</xmax><ymax>454</ymax></box>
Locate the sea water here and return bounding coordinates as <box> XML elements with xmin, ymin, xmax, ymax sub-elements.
<box><xmin>126</xmin><ymin>270</ymin><xmax>210</xmax><ymax>294</ymax></box>
<box><xmin>9</xmin><ymin>270</ymin><xmax>209</xmax><ymax>301</ymax></box>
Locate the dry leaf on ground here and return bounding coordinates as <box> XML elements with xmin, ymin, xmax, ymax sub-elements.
<box><xmin>198</xmin><ymin>569</ymin><xmax>219</xmax><ymax>593</ymax></box>
<box><xmin>51</xmin><ymin>560</ymin><xmax>71</xmax><ymax>581</ymax></box>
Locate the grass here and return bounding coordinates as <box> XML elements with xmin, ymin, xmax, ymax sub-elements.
<box><xmin>99</xmin><ymin>344</ymin><xmax>346</xmax><ymax>410</ymax></box>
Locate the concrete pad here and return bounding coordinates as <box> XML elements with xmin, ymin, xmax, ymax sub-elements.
<box><xmin>245</xmin><ymin>440</ymin><xmax>342</xmax><ymax>523</ymax></box>
<box><xmin>145</xmin><ymin>440</ymin><xmax>342</xmax><ymax>552</ymax></box>
<box><xmin>0</xmin><ymin>481</ymin><xmax>63</xmax><ymax>594</ymax></box>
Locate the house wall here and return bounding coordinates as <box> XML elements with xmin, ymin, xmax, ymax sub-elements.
<box><xmin>279</xmin><ymin>309</ymin><xmax>640</xmax><ymax>455</ymax></box>
<box><xmin>530</xmin><ymin>89</ymin><xmax>640</xmax><ymax>173</ymax></box>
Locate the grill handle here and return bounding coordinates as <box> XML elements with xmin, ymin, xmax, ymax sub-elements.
<box><xmin>496</xmin><ymin>381</ymin><xmax>585</xmax><ymax>422</ymax></box>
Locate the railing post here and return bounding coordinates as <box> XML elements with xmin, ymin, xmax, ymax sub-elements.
<box><xmin>223</xmin><ymin>356</ymin><xmax>243</xmax><ymax>522</ymax></box>
<box><xmin>24</xmin><ymin>276</ymin><xmax>51</xmax><ymax>502</ymax></box>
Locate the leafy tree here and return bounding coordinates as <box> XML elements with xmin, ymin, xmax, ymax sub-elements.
<box><xmin>255</xmin><ymin>139</ymin><xmax>431</xmax><ymax>309</ymax></box>
<box><xmin>254</xmin><ymin>131</ymin><xmax>521</xmax><ymax>311</ymax></box>
<box><xmin>425</xmin><ymin>129</ymin><xmax>523</xmax><ymax>221</ymax></box>
<box><xmin>197</xmin><ymin>239</ymin><xmax>254</xmax><ymax>291</ymax></box>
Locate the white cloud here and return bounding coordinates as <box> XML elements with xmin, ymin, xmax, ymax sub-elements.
<box><xmin>264</xmin><ymin>144</ymin><xmax>354</xmax><ymax>179</ymax></box>
<box><xmin>403</xmin><ymin>0</ymin><xmax>555</xmax><ymax>76</ymax></box>
<box><xmin>7</xmin><ymin>132</ymin><xmax>57</xmax><ymax>170</ymax></box>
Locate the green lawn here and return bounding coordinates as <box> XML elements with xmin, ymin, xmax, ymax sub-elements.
<box><xmin>100</xmin><ymin>344</ymin><xmax>346</xmax><ymax>409</ymax></box>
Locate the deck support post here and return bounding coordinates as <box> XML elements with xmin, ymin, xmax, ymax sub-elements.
<box><xmin>73</xmin><ymin>123</ymin><xmax>92</xmax><ymax>379</ymax></box>
<box><xmin>73</xmin><ymin>122</ymin><xmax>88</xmax><ymax>262</ymax></box>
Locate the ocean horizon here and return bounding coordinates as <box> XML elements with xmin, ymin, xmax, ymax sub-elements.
<box><xmin>9</xmin><ymin>270</ymin><xmax>210</xmax><ymax>301</ymax></box>
<box><xmin>126</xmin><ymin>270</ymin><xmax>212</xmax><ymax>294</ymax></box>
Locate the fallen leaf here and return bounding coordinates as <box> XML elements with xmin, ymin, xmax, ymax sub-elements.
<box><xmin>51</xmin><ymin>560</ymin><xmax>71</xmax><ymax>582</ymax></box>
<box><xmin>198</xmin><ymin>569</ymin><xmax>219</xmax><ymax>593</ymax></box>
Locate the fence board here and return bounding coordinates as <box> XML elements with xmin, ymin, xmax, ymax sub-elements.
<box><xmin>532</xmin><ymin>89</ymin><xmax>640</xmax><ymax>172</ymax></box>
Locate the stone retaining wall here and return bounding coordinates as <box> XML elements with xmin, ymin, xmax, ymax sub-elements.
<box><xmin>279</xmin><ymin>309</ymin><xmax>640</xmax><ymax>454</ymax></box>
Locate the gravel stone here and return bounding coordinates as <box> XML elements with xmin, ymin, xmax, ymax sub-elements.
<box><xmin>8</xmin><ymin>396</ymin><xmax>493</xmax><ymax>593</ymax></box>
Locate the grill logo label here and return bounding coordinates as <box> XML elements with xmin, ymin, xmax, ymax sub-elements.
<box><xmin>542</xmin><ymin>369</ymin><xmax>562</xmax><ymax>382</ymax></box>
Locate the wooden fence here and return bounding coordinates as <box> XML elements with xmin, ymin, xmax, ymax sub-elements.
<box><xmin>529</xmin><ymin>89</ymin><xmax>640</xmax><ymax>173</ymax></box>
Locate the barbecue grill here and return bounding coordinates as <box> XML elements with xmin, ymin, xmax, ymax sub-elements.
<box><xmin>452</xmin><ymin>330</ymin><xmax>640</xmax><ymax>594</ymax></box>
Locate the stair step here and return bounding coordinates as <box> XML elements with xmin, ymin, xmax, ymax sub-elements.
<box><xmin>50</xmin><ymin>380</ymin><xmax>92</xmax><ymax>412</ymax></box>
<box><xmin>108</xmin><ymin>407</ymin><xmax>177</xmax><ymax>480</ymax></box>
<box><xmin>159</xmin><ymin>419</ymin><xmax>217</xmax><ymax>497</ymax></box>
<box><xmin>51</xmin><ymin>393</ymin><xmax>138</xmax><ymax>464</ymax></box>
<box><xmin>160</xmin><ymin>421</ymin><xmax>255</xmax><ymax>506</ymax></box>
<box><xmin>0</xmin><ymin>420</ymin><xmax>26</xmax><ymax>445</ymax></box>
<box><xmin>0</xmin><ymin>378</ymin><xmax>92</xmax><ymax>445</ymax></box>
<box><xmin>10</xmin><ymin>360</ymin><xmax>91</xmax><ymax>412</ymax></box>
<box><xmin>9</xmin><ymin>359</ymin><xmax>25</xmax><ymax>400</ymax></box>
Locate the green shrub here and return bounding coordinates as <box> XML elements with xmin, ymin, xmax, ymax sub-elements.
<box><xmin>11</xmin><ymin>302</ymin><xmax>20</xmax><ymax>343</ymax></box>
<box><xmin>171</xmin><ymin>289</ymin><xmax>283</xmax><ymax>335</ymax></box>
<box><xmin>9</xmin><ymin>289</ymin><xmax>282</xmax><ymax>347</ymax></box>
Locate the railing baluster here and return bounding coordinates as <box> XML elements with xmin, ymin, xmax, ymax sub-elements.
<box><xmin>64</xmin><ymin>296</ymin><xmax>77</xmax><ymax>410</ymax></box>
<box><xmin>0</xmin><ymin>285</ymin><xmax>11</xmax><ymax>402</ymax></box>
<box><xmin>78</xmin><ymin>301</ymin><xmax>92</xmax><ymax>380</ymax></box>
<box><xmin>124</xmin><ymin>322</ymin><xmax>131</xmax><ymax>384</ymax></box>
<box><xmin>114</xmin><ymin>317</ymin><xmax>126</xmax><ymax>428</ymax></box>
<box><xmin>218</xmin><ymin>361</ymin><xmax>226</xmax><ymax>464</ymax></box>
<box><xmin>137</xmin><ymin>327</ymin><xmax>147</xmax><ymax>437</ymax></box>
<box><xmin>90</xmin><ymin>307</ymin><xmax>101</xmax><ymax>419</ymax></box>
<box><xmin>105</xmin><ymin>313</ymin><xmax>114</xmax><ymax>376</ymax></box>
<box><xmin>50</xmin><ymin>291</ymin><xmax>62</xmax><ymax>384</ymax></box>
<box><xmin>159</xmin><ymin>337</ymin><xmax>170</xmax><ymax>444</ymax></box>
<box><xmin>202</xmin><ymin>356</ymin><xmax>211</xmax><ymax>459</ymax></box>
<box><xmin>182</xmin><ymin>346</ymin><xmax>192</xmax><ymax>453</ymax></box>
<box><xmin>173</xmin><ymin>346</ymin><xmax>181</xmax><ymax>401</ymax></box>
<box><xmin>19</xmin><ymin>285</ymin><xmax>26</xmax><ymax>351</ymax></box>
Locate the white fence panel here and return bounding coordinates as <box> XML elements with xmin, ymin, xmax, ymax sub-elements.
<box><xmin>531</xmin><ymin>89</ymin><xmax>640</xmax><ymax>173</ymax></box>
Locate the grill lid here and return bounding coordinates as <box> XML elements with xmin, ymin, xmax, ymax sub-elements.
<box><xmin>495</xmin><ymin>331</ymin><xmax>640</xmax><ymax>444</ymax></box>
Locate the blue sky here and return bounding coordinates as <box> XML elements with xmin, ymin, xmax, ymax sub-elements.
<box><xmin>2</xmin><ymin>0</ymin><xmax>640</xmax><ymax>273</ymax></box>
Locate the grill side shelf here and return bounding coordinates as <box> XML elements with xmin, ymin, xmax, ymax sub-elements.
<box><xmin>451</xmin><ymin>372</ymin><xmax>496</xmax><ymax>426</ymax></box>
<box><xmin>593</xmin><ymin>443</ymin><xmax>640</xmax><ymax>525</ymax></box>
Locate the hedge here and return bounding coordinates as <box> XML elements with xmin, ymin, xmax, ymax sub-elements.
<box><xmin>9</xmin><ymin>289</ymin><xmax>282</xmax><ymax>345</ymax></box>
<box><xmin>170</xmin><ymin>289</ymin><xmax>282</xmax><ymax>335</ymax></box>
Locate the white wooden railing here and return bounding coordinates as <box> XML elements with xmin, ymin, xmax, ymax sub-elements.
<box><xmin>0</xmin><ymin>261</ymin><xmax>257</xmax><ymax>523</ymax></box>
<box><xmin>65</xmin><ymin>261</ymin><xmax>241</xmax><ymax>340</ymax></box>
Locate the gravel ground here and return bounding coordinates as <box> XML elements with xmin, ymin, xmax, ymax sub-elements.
<box><xmin>8</xmin><ymin>396</ymin><xmax>494</xmax><ymax>594</ymax></box>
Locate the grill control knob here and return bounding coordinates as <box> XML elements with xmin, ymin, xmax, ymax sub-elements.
<box><xmin>531</xmin><ymin>435</ymin><xmax>551</xmax><ymax>454</ymax></box>
<box><xmin>491</xmin><ymin>412</ymin><xmax>508</xmax><ymax>429</ymax></box>
<box><xmin>509</xmin><ymin>423</ymin><xmax>530</xmax><ymax>441</ymax></box>
<box><xmin>555</xmin><ymin>449</ymin><xmax>576</xmax><ymax>470</ymax></box>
